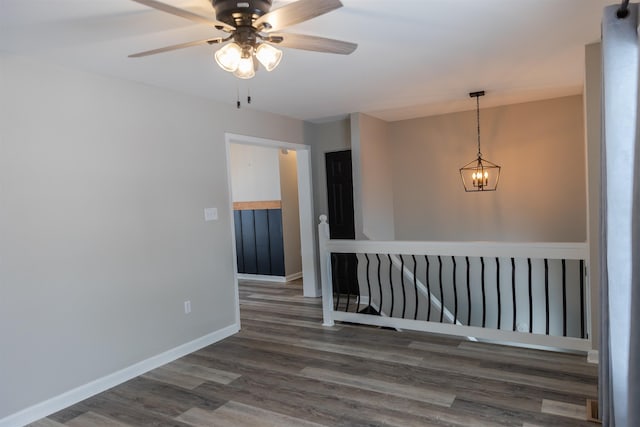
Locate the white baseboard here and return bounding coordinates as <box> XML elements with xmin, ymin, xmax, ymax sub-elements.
<box><xmin>238</xmin><ymin>273</ymin><xmax>286</xmax><ymax>283</ymax></box>
<box><xmin>285</xmin><ymin>272</ymin><xmax>303</xmax><ymax>282</ymax></box>
<box><xmin>237</xmin><ymin>272</ymin><xmax>303</xmax><ymax>283</ymax></box>
<box><xmin>0</xmin><ymin>323</ymin><xmax>239</xmax><ymax>427</ymax></box>
<box><xmin>588</xmin><ymin>349</ymin><xmax>599</xmax><ymax>364</ymax></box>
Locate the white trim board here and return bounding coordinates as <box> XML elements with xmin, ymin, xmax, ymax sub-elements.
<box><xmin>0</xmin><ymin>323</ymin><xmax>239</xmax><ymax>427</ymax></box>
<box><xmin>238</xmin><ymin>273</ymin><xmax>286</xmax><ymax>283</ymax></box>
<box><xmin>237</xmin><ymin>272</ymin><xmax>303</xmax><ymax>283</ymax></box>
<box><xmin>286</xmin><ymin>271</ymin><xmax>303</xmax><ymax>282</ymax></box>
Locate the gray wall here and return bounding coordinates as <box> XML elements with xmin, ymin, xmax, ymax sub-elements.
<box><xmin>279</xmin><ymin>150</ymin><xmax>302</xmax><ymax>277</ymax></box>
<box><xmin>351</xmin><ymin>113</ymin><xmax>395</xmax><ymax>240</ymax></box>
<box><xmin>0</xmin><ymin>53</ymin><xmax>304</xmax><ymax>419</ymax></box>
<box><xmin>229</xmin><ymin>144</ymin><xmax>281</xmax><ymax>202</ymax></box>
<box><xmin>390</xmin><ymin>95</ymin><xmax>587</xmax><ymax>242</ymax></box>
<box><xmin>303</xmin><ymin>118</ymin><xmax>351</xmax><ymax>226</ymax></box>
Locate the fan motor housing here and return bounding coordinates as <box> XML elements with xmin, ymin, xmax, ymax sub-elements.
<box><xmin>212</xmin><ymin>0</ymin><xmax>272</xmax><ymax>27</ymax></box>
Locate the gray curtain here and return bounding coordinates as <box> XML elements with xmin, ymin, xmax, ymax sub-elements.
<box><xmin>600</xmin><ymin>4</ymin><xmax>640</xmax><ymax>427</ymax></box>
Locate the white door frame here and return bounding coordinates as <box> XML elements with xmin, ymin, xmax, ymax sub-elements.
<box><xmin>224</xmin><ymin>133</ymin><xmax>319</xmax><ymax>314</ymax></box>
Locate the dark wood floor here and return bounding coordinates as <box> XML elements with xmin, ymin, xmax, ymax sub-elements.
<box><xmin>31</xmin><ymin>279</ymin><xmax>598</xmax><ymax>427</ymax></box>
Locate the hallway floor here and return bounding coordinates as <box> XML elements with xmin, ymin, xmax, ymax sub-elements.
<box><xmin>31</xmin><ymin>279</ymin><xmax>598</xmax><ymax>426</ymax></box>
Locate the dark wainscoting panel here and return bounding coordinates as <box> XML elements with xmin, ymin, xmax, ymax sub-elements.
<box><xmin>268</xmin><ymin>210</ymin><xmax>285</xmax><ymax>276</ymax></box>
<box><xmin>234</xmin><ymin>208</ymin><xmax>285</xmax><ymax>276</ymax></box>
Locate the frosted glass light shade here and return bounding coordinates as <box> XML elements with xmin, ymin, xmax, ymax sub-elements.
<box><xmin>255</xmin><ymin>43</ymin><xmax>283</xmax><ymax>71</ymax></box>
<box><xmin>214</xmin><ymin>43</ymin><xmax>242</xmax><ymax>72</ymax></box>
<box><xmin>234</xmin><ymin>55</ymin><xmax>255</xmax><ymax>79</ymax></box>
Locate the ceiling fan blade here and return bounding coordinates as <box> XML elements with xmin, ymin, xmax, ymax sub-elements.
<box><xmin>130</xmin><ymin>0</ymin><xmax>234</xmax><ymax>31</ymax></box>
<box><xmin>129</xmin><ymin>38</ymin><xmax>223</xmax><ymax>58</ymax></box>
<box><xmin>254</xmin><ymin>0</ymin><xmax>343</xmax><ymax>32</ymax></box>
<box><xmin>271</xmin><ymin>33</ymin><xmax>357</xmax><ymax>55</ymax></box>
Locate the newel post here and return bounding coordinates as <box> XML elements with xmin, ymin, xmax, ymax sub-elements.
<box><xmin>318</xmin><ymin>215</ymin><xmax>334</xmax><ymax>326</ymax></box>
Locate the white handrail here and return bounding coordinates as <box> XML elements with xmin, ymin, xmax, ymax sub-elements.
<box><xmin>324</xmin><ymin>239</ymin><xmax>588</xmax><ymax>261</ymax></box>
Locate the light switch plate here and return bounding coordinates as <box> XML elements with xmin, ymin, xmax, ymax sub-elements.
<box><xmin>204</xmin><ymin>207</ymin><xmax>218</xmax><ymax>221</ymax></box>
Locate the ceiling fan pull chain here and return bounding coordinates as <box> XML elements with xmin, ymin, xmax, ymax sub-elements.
<box><xmin>247</xmin><ymin>86</ymin><xmax>252</xmax><ymax>105</ymax></box>
<box><xmin>236</xmin><ymin>84</ymin><xmax>241</xmax><ymax>109</ymax></box>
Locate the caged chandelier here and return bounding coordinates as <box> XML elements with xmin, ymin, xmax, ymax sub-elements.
<box><xmin>459</xmin><ymin>91</ymin><xmax>501</xmax><ymax>192</ymax></box>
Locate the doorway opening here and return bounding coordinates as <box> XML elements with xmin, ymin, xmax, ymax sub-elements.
<box><xmin>224</xmin><ymin>133</ymin><xmax>319</xmax><ymax>323</ymax></box>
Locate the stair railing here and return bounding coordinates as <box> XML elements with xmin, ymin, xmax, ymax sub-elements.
<box><xmin>318</xmin><ymin>215</ymin><xmax>591</xmax><ymax>352</ymax></box>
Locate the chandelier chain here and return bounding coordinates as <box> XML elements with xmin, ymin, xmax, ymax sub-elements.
<box><xmin>476</xmin><ymin>95</ymin><xmax>482</xmax><ymax>157</ymax></box>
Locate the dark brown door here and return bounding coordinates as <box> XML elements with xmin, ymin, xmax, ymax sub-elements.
<box><xmin>325</xmin><ymin>150</ymin><xmax>358</xmax><ymax>296</ymax></box>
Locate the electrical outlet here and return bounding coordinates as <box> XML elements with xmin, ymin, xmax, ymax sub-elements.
<box><xmin>184</xmin><ymin>300</ymin><xmax>191</xmax><ymax>314</ymax></box>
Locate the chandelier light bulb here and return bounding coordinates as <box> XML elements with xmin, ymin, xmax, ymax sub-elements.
<box><xmin>214</xmin><ymin>42</ymin><xmax>242</xmax><ymax>72</ymax></box>
<box><xmin>234</xmin><ymin>53</ymin><xmax>256</xmax><ymax>79</ymax></box>
<box><xmin>255</xmin><ymin>43</ymin><xmax>283</xmax><ymax>72</ymax></box>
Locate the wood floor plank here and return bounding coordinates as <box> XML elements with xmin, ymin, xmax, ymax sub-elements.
<box><xmin>452</xmin><ymin>397</ymin><xmax>596</xmax><ymax>427</ymax></box>
<box><xmin>70</xmin><ymin>393</ymin><xmax>193</xmax><ymax>427</ymax></box>
<box><xmin>193</xmin><ymin>339</ymin><xmax>312</xmax><ymax>374</ymax></box>
<box><xmin>300</xmin><ymin>366</ymin><xmax>456</xmax><ymax>408</ymax></box>
<box><xmin>411</xmin><ymin>348</ymin><xmax>596</xmax><ymax>396</ymax></box>
<box><xmin>26</xmin><ymin>419</ymin><xmax>67</xmax><ymax>427</ymax></box>
<box><xmin>193</xmin><ymin>369</ymin><xmax>462</xmax><ymax>427</ymax></box>
<box><xmin>239</xmin><ymin>313</ymin><xmax>341</xmax><ymax>330</ymax></box>
<box><xmin>65</xmin><ymin>411</ymin><xmax>132</xmax><ymax>427</ymax></box>
<box><xmin>413</xmin><ymin>340</ymin><xmax>597</xmax><ymax>378</ymax></box>
<box><xmin>141</xmin><ymin>365</ymin><xmax>207</xmax><ymax>390</ymax></box>
<box><xmin>176</xmin><ymin>401</ymin><xmax>328</xmax><ymax>427</ymax></box>
<box><xmin>165</xmin><ymin>359</ymin><xmax>242</xmax><ymax>385</ymax></box>
<box><xmin>541</xmin><ymin>399</ymin><xmax>588</xmax><ymax>420</ymax></box>
<box><xmin>191</xmin><ymin>373</ymin><xmax>370</xmax><ymax>425</ymax></box>
<box><xmin>238</xmin><ymin>328</ymin><xmax>426</xmax><ymax>366</ymax></box>
<box><xmin>285</xmin><ymin>376</ymin><xmax>511</xmax><ymax>427</ymax></box>
<box><xmin>107</xmin><ymin>376</ymin><xmax>226</xmax><ymax>418</ymax></box>
<box><xmin>239</xmin><ymin>299</ymin><xmax>323</xmax><ymax>318</ymax></box>
<box><xmin>458</xmin><ymin>340</ymin><xmax>591</xmax><ymax>364</ymax></box>
<box><xmin>245</xmin><ymin>292</ymin><xmax>322</xmax><ymax>305</ymax></box>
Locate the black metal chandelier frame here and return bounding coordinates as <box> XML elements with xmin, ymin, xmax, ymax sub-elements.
<box><xmin>459</xmin><ymin>91</ymin><xmax>501</xmax><ymax>192</ymax></box>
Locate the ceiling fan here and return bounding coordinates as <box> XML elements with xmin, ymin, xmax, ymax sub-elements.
<box><xmin>129</xmin><ymin>0</ymin><xmax>357</xmax><ymax>79</ymax></box>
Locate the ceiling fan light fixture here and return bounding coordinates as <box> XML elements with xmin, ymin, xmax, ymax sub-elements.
<box><xmin>233</xmin><ymin>52</ymin><xmax>256</xmax><ymax>79</ymax></box>
<box><xmin>214</xmin><ymin>42</ymin><xmax>242</xmax><ymax>72</ymax></box>
<box><xmin>255</xmin><ymin>43</ymin><xmax>283</xmax><ymax>72</ymax></box>
<box><xmin>128</xmin><ymin>0</ymin><xmax>358</xmax><ymax>82</ymax></box>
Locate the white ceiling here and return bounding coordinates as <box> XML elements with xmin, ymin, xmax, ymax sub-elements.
<box><xmin>0</xmin><ymin>0</ymin><xmax>612</xmax><ymax>122</ymax></box>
